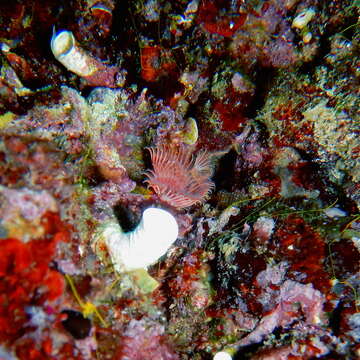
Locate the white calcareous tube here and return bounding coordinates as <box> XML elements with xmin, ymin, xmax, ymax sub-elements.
<box><xmin>94</xmin><ymin>207</ymin><xmax>179</xmax><ymax>272</ymax></box>
<box><xmin>51</xmin><ymin>30</ymin><xmax>98</xmax><ymax>77</ymax></box>
<box><xmin>51</xmin><ymin>29</ymin><xmax>120</xmax><ymax>87</ymax></box>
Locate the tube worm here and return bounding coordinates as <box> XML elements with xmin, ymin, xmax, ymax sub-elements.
<box><xmin>93</xmin><ymin>207</ymin><xmax>179</xmax><ymax>272</ymax></box>
<box><xmin>51</xmin><ymin>29</ymin><xmax>120</xmax><ymax>87</ymax></box>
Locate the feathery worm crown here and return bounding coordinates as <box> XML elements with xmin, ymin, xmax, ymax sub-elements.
<box><xmin>145</xmin><ymin>145</ymin><xmax>214</xmax><ymax>209</ymax></box>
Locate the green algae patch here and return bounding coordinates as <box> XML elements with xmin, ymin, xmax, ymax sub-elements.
<box><xmin>0</xmin><ymin>112</ymin><xmax>15</xmax><ymax>129</ymax></box>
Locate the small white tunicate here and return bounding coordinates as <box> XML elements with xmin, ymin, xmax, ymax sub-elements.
<box><xmin>292</xmin><ymin>8</ymin><xmax>315</xmax><ymax>29</ymax></box>
<box><xmin>324</xmin><ymin>207</ymin><xmax>347</xmax><ymax>218</ymax></box>
<box><xmin>303</xmin><ymin>32</ymin><xmax>313</xmax><ymax>44</ymax></box>
<box><xmin>184</xmin><ymin>0</ymin><xmax>199</xmax><ymax>15</ymax></box>
<box><xmin>1</xmin><ymin>43</ymin><xmax>10</xmax><ymax>52</ymax></box>
<box><xmin>213</xmin><ymin>351</ymin><xmax>232</xmax><ymax>360</ymax></box>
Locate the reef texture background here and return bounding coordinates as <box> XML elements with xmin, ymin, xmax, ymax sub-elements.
<box><xmin>0</xmin><ymin>0</ymin><xmax>359</xmax><ymax>359</ymax></box>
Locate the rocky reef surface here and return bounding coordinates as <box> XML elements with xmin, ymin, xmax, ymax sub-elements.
<box><xmin>0</xmin><ymin>0</ymin><xmax>359</xmax><ymax>359</ymax></box>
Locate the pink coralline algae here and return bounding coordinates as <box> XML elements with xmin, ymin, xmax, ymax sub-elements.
<box><xmin>229</xmin><ymin>0</ymin><xmax>298</xmax><ymax>69</ymax></box>
<box><xmin>238</xmin><ymin>280</ymin><xmax>326</xmax><ymax>347</ymax></box>
<box><xmin>145</xmin><ymin>145</ymin><xmax>214</xmax><ymax>209</ymax></box>
<box><xmin>115</xmin><ymin>319</ymin><xmax>179</xmax><ymax>360</ymax></box>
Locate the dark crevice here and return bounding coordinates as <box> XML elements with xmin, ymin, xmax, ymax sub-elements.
<box><xmin>233</xmin><ymin>342</ymin><xmax>264</xmax><ymax>359</ymax></box>
<box><xmin>61</xmin><ymin>309</ymin><xmax>92</xmax><ymax>339</ymax></box>
<box><xmin>297</xmin><ymin>36</ymin><xmax>332</xmax><ymax>76</ymax></box>
<box><xmin>245</xmin><ymin>66</ymin><xmax>276</xmax><ymax>119</ymax></box>
<box><xmin>212</xmin><ymin>149</ymin><xmax>238</xmax><ymax>191</ymax></box>
<box><xmin>113</xmin><ymin>203</ymin><xmax>141</xmax><ymax>232</ymax></box>
<box><xmin>86</xmin><ymin>165</ymin><xmax>107</xmax><ymax>187</ymax></box>
<box><xmin>328</xmin><ymin>300</ymin><xmax>344</xmax><ymax>336</ymax></box>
